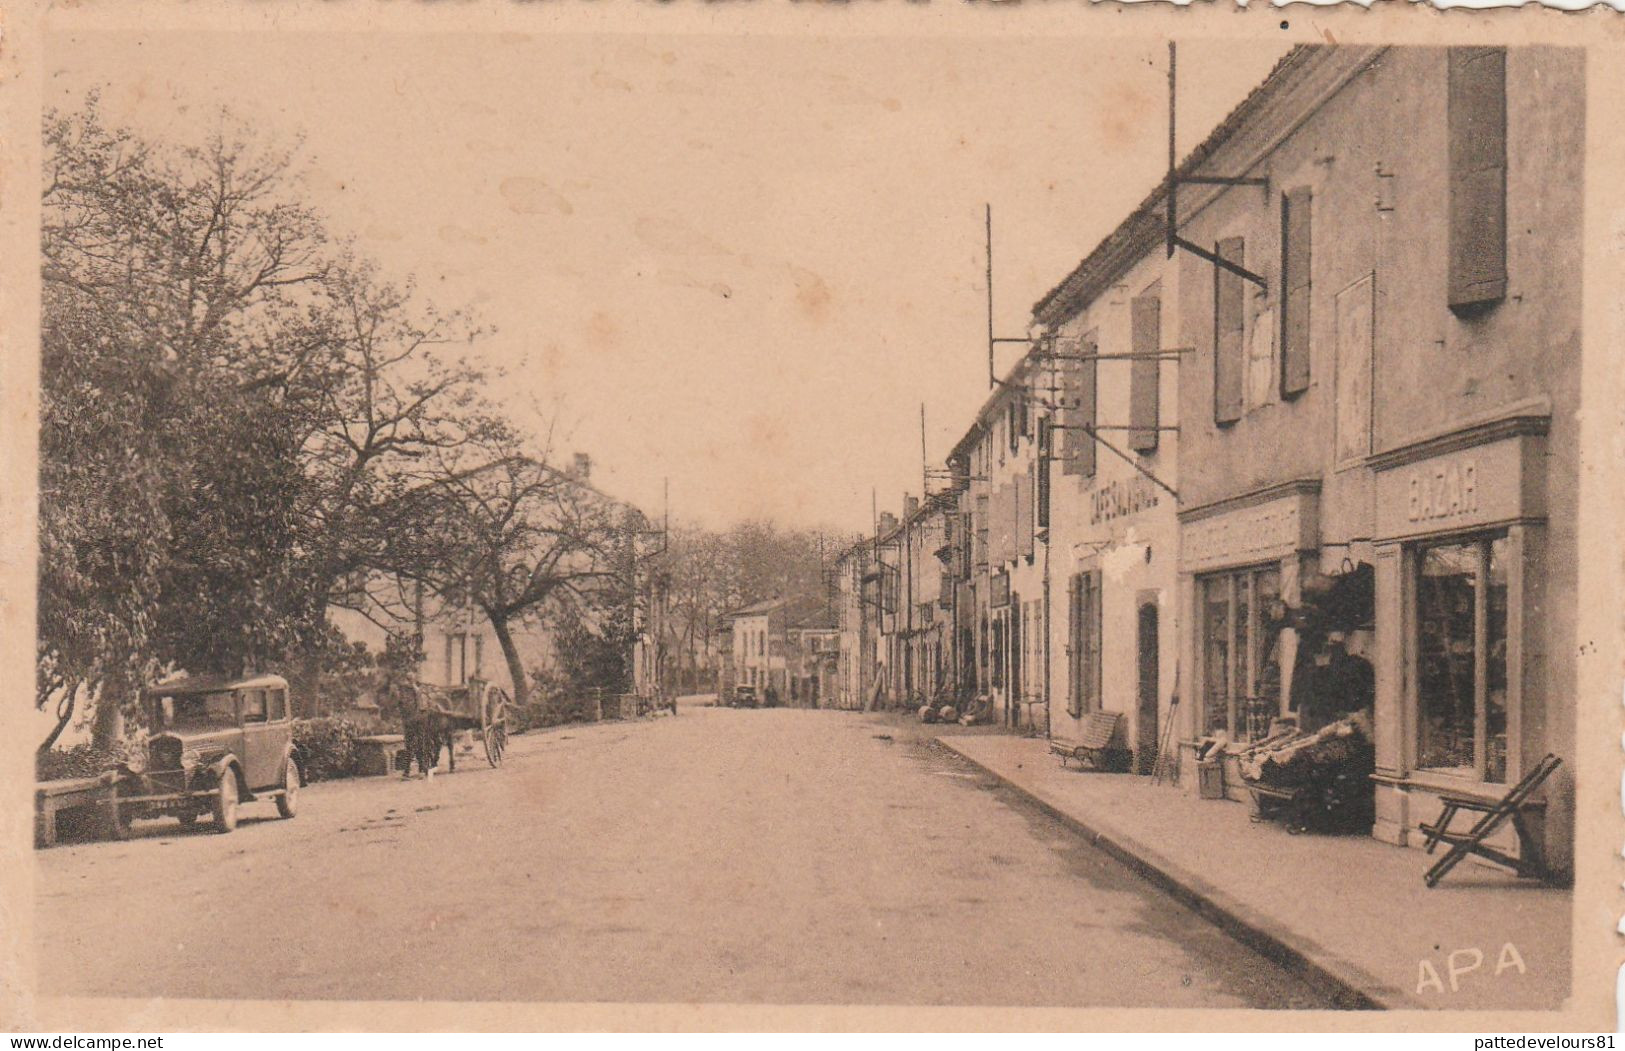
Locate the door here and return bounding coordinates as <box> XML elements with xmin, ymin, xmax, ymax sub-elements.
<box><xmin>1136</xmin><ymin>602</ymin><xmax>1160</xmax><ymax>774</ymax></box>
<box><xmin>239</xmin><ymin>688</ymin><xmax>284</xmax><ymax>790</ymax></box>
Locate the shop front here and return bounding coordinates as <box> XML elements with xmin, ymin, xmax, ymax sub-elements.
<box><xmin>1366</xmin><ymin>414</ymin><xmax>1560</xmax><ymax>871</ymax></box>
<box><xmin>1176</xmin><ymin>480</ymin><xmax>1321</xmax><ymax>794</ymax></box>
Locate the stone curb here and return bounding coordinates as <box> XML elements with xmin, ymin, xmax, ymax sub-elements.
<box><xmin>936</xmin><ymin>735</ymin><xmax>1422</xmax><ymax>1011</ymax></box>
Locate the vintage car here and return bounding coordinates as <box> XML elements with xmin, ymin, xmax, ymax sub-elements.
<box><xmin>114</xmin><ymin>673</ymin><xmax>302</xmax><ymax>835</ymax></box>
<box><xmin>730</xmin><ymin>684</ymin><xmax>759</xmax><ymax>709</ymax></box>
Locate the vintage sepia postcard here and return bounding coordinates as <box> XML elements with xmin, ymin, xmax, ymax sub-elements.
<box><xmin>2</xmin><ymin>0</ymin><xmax>1621</xmax><ymax>1035</ymax></box>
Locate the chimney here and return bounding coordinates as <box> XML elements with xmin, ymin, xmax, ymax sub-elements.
<box><xmin>904</xmin><ymin>495</ymin><xmax>920</xmax><ymax>520</ymax></box>
<box><xmin>572</xmin><ymin>452</ymin><xmax>592</xmax><ymax>480</ymax></box>
<box><xmin>877</xmin><ymin>512</ymin><xmax>898</xmax><ymax>535</ymax></box>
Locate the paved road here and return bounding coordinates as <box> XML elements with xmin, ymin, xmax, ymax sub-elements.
<box><xmin>36</xmin><ymin>703</ymin><xmax>1336</xmax><ymax>1007</ymax></box>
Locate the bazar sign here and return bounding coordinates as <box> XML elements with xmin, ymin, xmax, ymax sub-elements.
<box><xmin>1407</xmin><ymin>459</ymin><xmax>1478</xmax><ymax>524</ymax></box>
<box><xmin>1374</xmin><ymin>435</ymin><xmax>1538</xmax><ymax>542</ymax></box>
<box><xmin>1090</xmin><ymin>475</ymin><xmax>1160</xmax><ymax>526</ymax></box>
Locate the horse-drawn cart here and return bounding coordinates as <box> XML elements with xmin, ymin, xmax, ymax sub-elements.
<box><xmin>416</xmin><ymin>677</ymin><xmax>510</xmax><ymax>768</ymax></box>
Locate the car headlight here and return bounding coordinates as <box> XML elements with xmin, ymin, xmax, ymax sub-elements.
<box><xmin>123</xmin><ymin>750</ymin><xmax>146</xmax><ymax>775</ymax></box>
<box><xmin>182</xmin><ymin>748</ymin><xmax>202</xmax><ymax>770</ymax></box>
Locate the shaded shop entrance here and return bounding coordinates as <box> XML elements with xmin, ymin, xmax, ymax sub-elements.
<box><xmin>1135</xmin><ymin>599</ymin><xmax>1159</xmax><ymax>773</ymax></box>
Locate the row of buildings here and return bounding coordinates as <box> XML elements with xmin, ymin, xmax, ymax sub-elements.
<box><xmin>718</xmin><ymin>598</ymin><xmax>840</xmax><ymax>706</ymax></box>
<box><xmin>834</xmin><ymin>44</ymin><xmax>1581</xmax><ymax>879</ymax></box>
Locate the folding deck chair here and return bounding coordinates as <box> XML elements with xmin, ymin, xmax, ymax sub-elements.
<box><xmin>1420</xmin><ymin>753</ymin><xmax>1562</xmax><ymax>887</ymax></box>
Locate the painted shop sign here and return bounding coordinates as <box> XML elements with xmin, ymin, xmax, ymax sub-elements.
<box><xmin>1406</xmin><ymin>460</ymin><xmax>1479</xmax><ymax>524</ymax></box>
<box><xmin>1090</xmin><ymin>474</ymin><xmax>1160</xmax><ymax>525</ymax></box>
<box><xmin>1180</xmin><ymin>489</ymin><xmax>1318</xmax><ymax>573</ymax></box>
<box><xmin>1374</xmin><ymin>434</ymin><xmax>1541</xmax><ymax>542</ymax></box>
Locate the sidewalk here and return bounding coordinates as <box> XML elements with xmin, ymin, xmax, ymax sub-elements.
<box><xmin>937</xmin><ymin>733</ymin><xmax>1571</xmax><ymax>1011</ymax></box>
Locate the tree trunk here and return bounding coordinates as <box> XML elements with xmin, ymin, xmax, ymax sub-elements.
<box><xmin>91</xmin><ymin>676</ymin><xmax>126</xmax><ymax>750</ymax></box>
<box><xmin>38</xmin><ymin>680</ymin><xmax>78</xmax><ymax>754</ymax></box>
<box><xmin>488</xmin><ymin>612</ymin><xmax>529</xmax><ymax>707</ymax></box>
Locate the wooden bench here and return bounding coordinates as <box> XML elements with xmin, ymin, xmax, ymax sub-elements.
<box><xmin>355</xmin><ymin>734</ymin><xmax>406</xmax><ymax>777</ymax></box>
<box><xmin>1420</xmin><ymin>753</ymin><xmax>1561</xmax><ymax>887</ymax></box>
<box><xmin>35</xmin><ymin>771</ymin><xmax>120</xmax><ymax>847</ymax></box>
<box><xmin>1050</xmin><ymin>712</ymin><xmax>1125</xmax><ymax>771</ymax></box>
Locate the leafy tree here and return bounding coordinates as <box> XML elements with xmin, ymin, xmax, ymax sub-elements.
<box><xmin>38</xmin><ymin>95</ymin><xmax>491</xmax><ymax>746</ymax></box>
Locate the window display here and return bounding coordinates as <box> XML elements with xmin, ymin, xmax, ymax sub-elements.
<box><xmin>1200</xmin><ymin>565</ymin><xmax>1282</xmax><ymax>742</ymax></box>
<box><xmin>1415</xmin><ymin>533</ymin><xmax>1509</xmax><ymax>782</ymax></box>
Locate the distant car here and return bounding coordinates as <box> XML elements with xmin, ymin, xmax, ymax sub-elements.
<box><xmin>112</xmin><ymin>673</ymin><xmax>302</xmax><ymax>836</ymax></box>
<box><xmin>731</xmin><ymin>685</ymin><xmax>759</xmax><ymax>709</ymax></box>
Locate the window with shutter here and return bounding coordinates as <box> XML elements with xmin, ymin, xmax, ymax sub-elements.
<box><xmin>1129</xmin><ymin>289</ymin><xmax>1162</xmax><ymax>451</ymax></box>
<box><xmin>1016</xmin><ymin>469</ymin><xmax>1034</xmax><ymax>560</ymax></box>
<box><xmin>1280</xmin><ymin>188</ymin><xmax>1312</xmax><ymax>397</ymax></box>
<box><xmin>1068</xmin><ymin>570</ymin><xmax>1104</xmax><ymax>717</ymax></box>
<box><xmin>1057</xmin><ymin>332</ymin><xmax>1098</xmax><ymax>478</ymax></box>
<box><xmin>1447</xmin><ymin>47</ymin><xmax>1507</xmax><ymax>313</ymax></box>
<box><xmin>1213</xmin><ymin>237</ymin><xmax>1247</xmax><ymax>425</ymax></box>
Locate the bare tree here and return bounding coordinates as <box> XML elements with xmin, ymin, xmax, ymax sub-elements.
<box><xmin>380</xmin><ymin>428</ymin><xmax>627</xmax><ymax>707</ymax></box>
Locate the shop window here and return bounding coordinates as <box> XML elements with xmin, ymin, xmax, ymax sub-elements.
<box><xmin>1414</xmin><ymin>533</ymin><xmax>1509</xmax><ymax>783</ymax></box>
<box><xmin>1199</xmin><ymin>565</ymin><xmax>1282</xmax><ymax>741</ymax></box>
<box><xmin>1447</xmin><ymin>47</ymin><xmax>1508</xmax><ymax>314</ymax></box>
<box><xmin>1068</xmin><ymin>570</ymin><xmax>1103</xmax><ymax>718</ymax></box>
<box><xmin>1129</xmin><ymin>290</ymin><xmax>1161</xmax><ymax>451</ymax></box>
<box><xmin>1280</xmin><ymin>188</ymin><xmax>1312</xmax><ymax>397</ymax></box>
<box><xmin>1213</xmin><ymin>237</ymin><xmax>1247</xmax><ymax>425</ymax></box>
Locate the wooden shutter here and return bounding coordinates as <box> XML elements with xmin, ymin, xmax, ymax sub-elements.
<box><xmin>1213</xmin><ymin>237</ymin><xmax>1246</xmax><ymax>425</ymax></box>
<box><xmin>1036</xmin><ymin>418</ymin><xmax>1051</xmax><ymax>529</ymax></box>
<box><xmin>1280</xmin><ymin>188</ymin><xmax>1312</xmax><ymax>397</ymax></box>
<box><xmin>1088</xmin><ymin>568</ymin><xmax>1104</xmax><ymax>713</ymax></box>
<box><xmin>1129</xmin><ymin>292</ymin><xmax>1162</xmax><ymax>451</ymax></box>
<box><xmin>990</xmin><ymin>483</ymin><xmax>1012</xmax><ymax>566</ymax></box>
<box><xmin>1447</xmin><ymin>47</ymin><xmax>1507</xmax><ymax>312</ymax></box>
<box><xmin>1079</xmin><ymin>332</ymin><xmax>1098</xmax><ymax>476</ymax></box>
<box><xmin>1016</xmin><ymin>469</ymin><xmax>1034</xmax><ymax>560</ymax></box>
<box><xmin>1067</xmin><ymin>574</ymin><xmax>1083</xmax><ymax>718</ymax></box>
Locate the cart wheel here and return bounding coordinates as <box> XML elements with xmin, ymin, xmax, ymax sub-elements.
<box><xmin>483</xmin><ymin>724</ymin><xmax>506</xmax><ymax>767</ymax></box>
<box><xmin>213</xmin><ymin>770</ymin><xmax>239</xmax><ymax>833</ymax></box>
<box><xmin>276</xmin><ymin>756</ymin><xmax>301</xmax><ymax>819</ymax></box>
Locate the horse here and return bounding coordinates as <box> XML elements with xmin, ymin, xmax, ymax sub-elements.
<box><xmin>392</xmin><ymin>681</ymin><xmax>457</xmax><ymax>779</ymax></box>
<box><xmin>403</xmin><ymin>708</ymin><xmax>457</xmax><ymax>778</ymax></box>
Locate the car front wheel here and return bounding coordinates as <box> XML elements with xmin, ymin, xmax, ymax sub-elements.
<box><xmin>276</xmin><ymin>757</ymin><xmax>300</xmax><ymax>819</ymax></box>
<box><xmin>212</xmin><ymin>771</ymin><xmax>239</xmax><ymax>833</ymax></box>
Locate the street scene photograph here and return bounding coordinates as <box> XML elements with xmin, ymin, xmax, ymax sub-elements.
<box><xmin>14</xmin><ymin>12</ymin><xmax>1614</xmax><ymax>1033</ymax></box>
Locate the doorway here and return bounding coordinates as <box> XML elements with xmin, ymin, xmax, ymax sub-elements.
<box><xmin>1136</xmin><ymin>600</ymin><xmax>1160</xmax><ymax>774</ymax></box>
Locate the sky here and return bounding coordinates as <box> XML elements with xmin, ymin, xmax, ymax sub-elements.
<box><xmin>48</xmin><ymin>30</ymin><xmax>1290</xmax><ymax>536</ymax></box>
